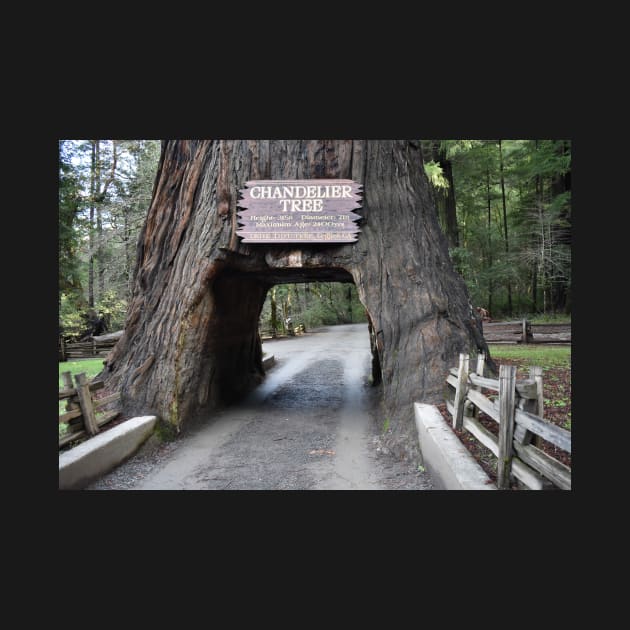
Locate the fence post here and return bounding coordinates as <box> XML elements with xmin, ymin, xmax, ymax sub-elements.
<box><xmin>514</xmin><ymin>365</ymin><xmax>541</xmax><ymax>446</ymax></box>
<box><xmin>521</xmin><ymin>318</ymin><xmax>533</xmax><ymax>343</ymax></box>
<box><xmin>470</xmin><ymin>353</ymin><xmax>485</xmax><ymax>418</ymax></box>
<box><xmin>62</xmin><ymin>371</ymin><xmax>73</xmax><ymax>391</ymax></box>
<box><xmin>62</xmin><ymin>370</ymin><xmax>78</xmax><ymax>412</ymax></box>
<box><xmin>74</xmin><ymin>372</ymin><xmax>99</xmax><ymax>436</ymax></box>
<box><xmin>530</xmin><ymin>366</ymin><xmax>544</xmax><ymax>417</ymax></box>
<box><xmin>452</xmin><ymin>353</ymin><xmax>469</xmax><ymax>430</ymax></box>
<box><xmin>62</xmin><ymin>371</ymin><xmax>82</xmax><ymax>432</ymax></box>
<box><xmin>497</xmin><ymin>364</ymin><xmax>517</xmax><ymax>489</ymax></box>
<box><xmin>530</xmin><ymin>365</ymin><xmax>544</xmax><ymax>448</ymax></box>
<box><xmin>476</xmin><ymin>353</ymin><xmax>485</xmax><ymax>378</ymax></box>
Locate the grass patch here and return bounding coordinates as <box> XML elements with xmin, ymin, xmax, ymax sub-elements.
<box><xmin>59</xmin><ymin>359</ymin><xmax>106</xmax><ymax>438</ymax></box>
<box><xmin>59</xmin><ymin>358</ymin><xmax>105</xmax><ymax>387</ymax></box>
<box><xmin>488</xmin><ymin>344</ymin><xmax>570</xmax><ymax>370</ymax></box>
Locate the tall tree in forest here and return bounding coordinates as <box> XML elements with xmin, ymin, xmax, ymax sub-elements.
<box><xmin>535</xmin><ymin>139</ymin><xmax>544</xmax><ymax>312</ymax></box>
<box><xmin>435</xmin><ymin>138</ymin><xmax>570</xmax><ymax>318</ymax></box>
<box><xmin>422</xmin><ymin>140</ymin><xmax>459</xmax><ymax>248</ymax></box>
<box><xmin>498</xmin><ymin>139</ymin><xmax>512</xmax><ymax>315</ymax></box>
<box><xmin>86</xmin><ymin>140</ymin><xmax>119</xmax><ymax>307</ymax></box>
<box><xmin>549</xmin><ymin>140</ymin><xmax>571</xmax><ymax>312</ymax></box>
<box><xmin>59</xmin><ymin>140</ymin><xmax>161</xmax><ymax>335</ymax></box>
<box><xmin>485</xmin><ymin>143</ymin><xmax>494</xmax><ymax>314</ymax></box>
<box><xmin>59</xmin><ymin>141</ymin><xmax>84</xmax><ymax>311</ymax></box>
<box><xmin>509</xmin><ymin>139</ymin><xmax>571</xmax><ymax>315</ymax></box>
<box><xmin>101</xmin><ymin>140</ymin><xmax>490</xmax><ymax>460</ymax></box>
<box><xmin>88</xmin><ymin>140</ymin><xmax>96</xmax><ymax>307</ymax></box>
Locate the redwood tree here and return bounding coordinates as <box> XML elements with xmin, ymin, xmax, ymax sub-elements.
<box><xmin>102</xmin><ymin>140</ymin><xmax>490</xmax><ymax>460</ymax></box>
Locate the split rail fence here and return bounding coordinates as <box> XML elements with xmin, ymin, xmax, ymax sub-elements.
<box><xmin>259</xmin><ymin>323</ymin><xmax>306</xmax><ymax>340</ymax></box>
<box><xmin>445</xmin><ymin>353</ymin><xmax>571</xmax><ymax>490</ymax></box>
<box><xmin>59</xmin><ymin>331</ymin><xmax>123</xmax><ymax>361</ymax></box>
<box><xmin>483</xmin><ymin>319</ymin><xmax>570</xmax><ymax>344</ymax></box>
<box><xmin>58</xmin><ymin>371</ymin><xmax>120</xmax><ymax>448</ymax></box>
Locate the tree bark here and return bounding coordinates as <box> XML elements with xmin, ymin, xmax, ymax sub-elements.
<box><xmin>101</xmin><ymin>140</ymin><xmax>491</xmax><ymax>461</ymax></box>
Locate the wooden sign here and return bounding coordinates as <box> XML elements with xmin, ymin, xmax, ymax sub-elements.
<box><xmin>236</xmin><ymin>179</ymin><xmax>362</xmax><ymax>243</ymax></box>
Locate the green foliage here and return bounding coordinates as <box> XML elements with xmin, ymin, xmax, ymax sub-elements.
<box><xmin>59</xmin><ymin>141</ymin><xmax>86</xmax><ymax>305</ymax></box>
<box><xmin>260</xmin><ymin>282</ymin><xmax>367</xmax><ymax>332</ymax></box>
<box><xmin>59</xmin><ymin>293</ymin><xmax>86</xmax><ymax>339</ymax></box>
<box><xmin>383</xmin><ymin>417</ymin><xmax>390</xmax><ymax>433</ymax></box>
<box><xmin>423</xmin><ymin>160</ymin><xmax>449</xmax><ymax>190</ymax></box>
<box><xmin>441</xmin><ymin>140</ymin><xmax>479</xmax><ymax>159</ymax></box>
<box><xmin>432</xmin><ymin>138</ymin><xmax>571</xmax><ymax>318</ymax></box>
<box><xmin>58</xmin><ymin>140</ymin><xmax>161</xmax><ymax>320</ymax></box>
<box><xmin>96</xmin><ymin>290</ymin><xmax>127</xmax><ymax>330</ymax></box>
<box><xmin>59</xmin><ymin>290</ymin><xmax>127</xmax><ymax>340</ymax></box>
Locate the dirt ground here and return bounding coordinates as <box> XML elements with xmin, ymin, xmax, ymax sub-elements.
<box><xmin>86</xmin><ymin>324</ymin><xmax>432</xmax><ymax>491</ymax></box>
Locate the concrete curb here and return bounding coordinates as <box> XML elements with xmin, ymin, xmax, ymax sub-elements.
<box><xmin>59</xmin><ymin>415</ymin><xmax>157</xmax><ymax>490</ymax></box>
<box><xmin>263</xmin><ymin>354</ymin><xmax>275</xmax><ymax>369</ymax></box>
<box><xmin>414</xmin><ymin>403</ymin><xmax>496</xmax><ymax>490</ymax></box>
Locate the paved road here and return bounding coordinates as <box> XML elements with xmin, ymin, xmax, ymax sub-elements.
<box><xmin>87</xmin><ymin>324</ymin><xmax>432</xmax><ymax>490</ymax></box>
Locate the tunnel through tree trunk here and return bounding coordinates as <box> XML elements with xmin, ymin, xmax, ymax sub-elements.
<box><xmin>101</xmin><ymin>140</ymin><xmax>491</xmax><ymax>461</ymax></box>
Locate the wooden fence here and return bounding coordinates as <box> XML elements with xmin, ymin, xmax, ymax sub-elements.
<box><xmin>59</xmin><ymin>371</ymin><xmax>120</xmax><ymax>448</ymax></box>
<box><xmin>445</xmin><ymin>353</ymin><xmax>571</xmax><ymax>490</ymax></box>
<box><xmin>59</xmin><ymin>331</ymin><xmax>123</xmax><ymax>361</ymax></box>
<box><xmin>259</xmin><ymin>323</ymin><xmax>306</xmax><ymax>340</ymax></box>
<box><xmin>483</xmin><ymin>319</ymin><xmax>570</xmax><ymax>344</ymax></box>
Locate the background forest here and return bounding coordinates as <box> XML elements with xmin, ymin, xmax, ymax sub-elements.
<box><xmin>58</xmin><ymin>139</ymin><xmax>571</xmax><ymax>340</ymax></box>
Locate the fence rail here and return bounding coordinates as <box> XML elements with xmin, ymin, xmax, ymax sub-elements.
<box><xmin>482</xmin><ymin>319</ymin><xmax>570</xmax><ymax>344</ymax></box>
<box><xmin>445</xmin><ymin>353</ymin><xmax>571</xmax><ymax>490</ymax></box>
<box><xmin>59</xmin><ymin>331</ymin><xmax>123</xmax><ymax>361</ymax></box>
<box><xmin>59</xmin><ymin>371</ymin><xmax>120</xmax><ymax>448</ymax></box>
<box><xmin>259</xmin><ymin>323</ymin><xmax>306</xmax><ymax>340</ymax></box>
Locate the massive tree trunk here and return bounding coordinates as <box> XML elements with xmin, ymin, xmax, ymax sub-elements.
<box><xmin>101</xmin><ymin>140</ymin><xmax>491</xmax><ymax>461</ymax></box>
